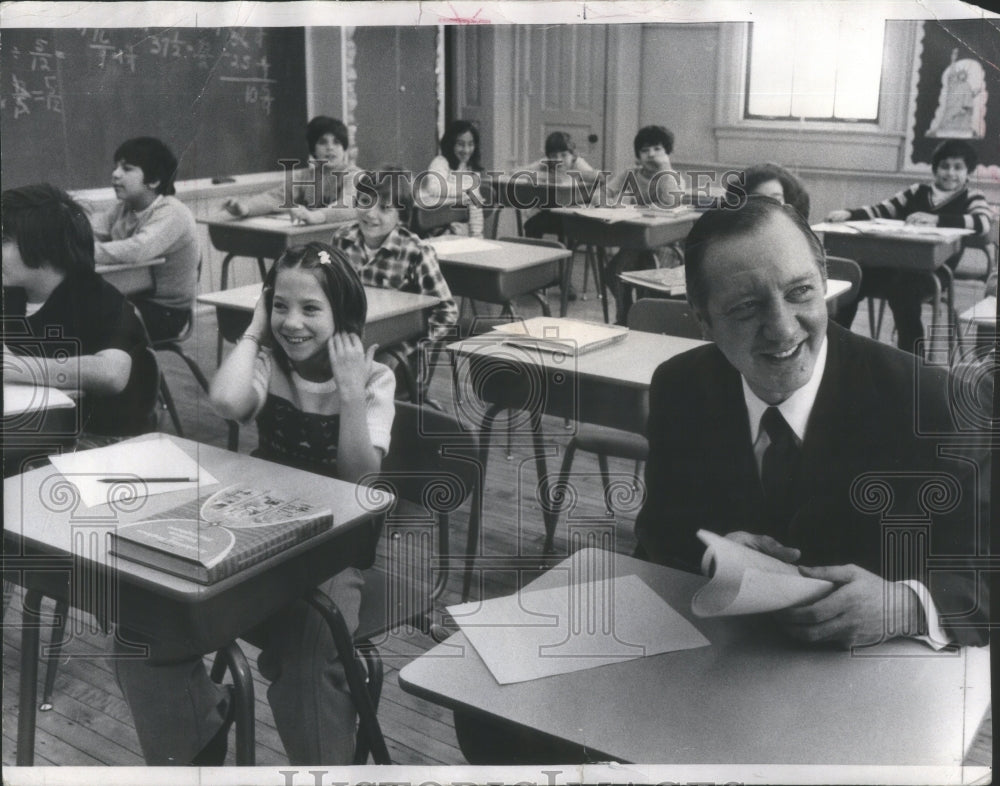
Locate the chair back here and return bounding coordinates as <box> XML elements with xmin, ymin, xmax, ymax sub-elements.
<box><xmin>482</xmin><ymin>206</ymin><xmax>502</xmax><ymax>240</ymax></box>
<box><xmin>627</xmin><ymin>298</ymin><xmax>704</xmax><ymax>339</ymax></box>
<box><xmin>409</xmin><ymin>205</ymin><xmax>470</xmax><ymax>238</ymax></box>
<box><xmin>379</xmin><ymin>401</ymin><xmax>481</xmax><ymax>519</ymax></box>
<box><xmin>825</xmin><ymin>255</ymin><xmax>863</xmax><ymax>307</ymax></box>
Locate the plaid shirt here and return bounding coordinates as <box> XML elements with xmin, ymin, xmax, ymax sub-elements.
<box><xmin>332</xmin><ymin>223</ymin><xmax>459</xmax><ymax>349</ymax></box>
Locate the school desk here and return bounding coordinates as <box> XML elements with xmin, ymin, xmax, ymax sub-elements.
<box><xmin>2</xmin><ymin>383</ymin><xmax>78</xmax><ymax>478</ymax></box>
<box><xmin>431</xmin><ymin>238</ymin><xmax>574</xmax><ymax>317</ymax></box>
<box><xmin>446</xmin><ymin>326</ymin><xmax>705</xmax><ymax>550</ymax></box>
<box><xmin>3</xmin><ymin>433</ymin><xmax>391</xmax><ymax>765</ymax></box>
<box><xmin>553</xmin><ymin>207</ymin><xmax>700</xmax><ymax>322</ymax></box>
<box><xmin>812</xmin><ymin>221</ymin><xmax>974</xmax><ymax>345</ymax></box>
<box><xmin>198</xmin><ymin>213</ymin><xmax>351</xmax><ymax>291</ymax></box>
<box><xmin>95</xmin><ymin>256</ymin><xmax>165</xmax><ymax>296</ymax></box>
<box><xmin>399</xmin><ymin>547</ymin><xmax>991</xmax><ymax>771</ymax></box>
<box><xmin>493</xmin><ymin>172</ymin><xmax>605</xmax><ymax>236</ymax></box>
<box><xmin>617</xmin><ymin>270</ymin><xmax>854</xmax><ymax>315</ymax></box>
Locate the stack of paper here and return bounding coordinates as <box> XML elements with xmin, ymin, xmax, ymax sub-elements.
<box><xmin>691</xmin><ymin>529</ymin><xmax>833</xmax><ymax>617</ymax></box>
<box><xmin>619</xmin><ymin>266</ymin><xmax>687</xmax><ymax>295</ymax></box>
<box><xmin>491</xmin><ymin>316</ymin><xmax>628</xmax><ymax>355</ymax></box>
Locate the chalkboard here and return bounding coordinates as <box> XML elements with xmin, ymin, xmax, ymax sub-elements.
<box><xmin>0</xmin><ymin>27</ymin><xmax>308</xmax><ymax>190</ymax></box>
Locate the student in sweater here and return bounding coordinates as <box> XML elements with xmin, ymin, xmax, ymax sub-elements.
<box><xmin>90</xmin><ymin>137</ymin><xmax>199</xmax><ymax>341</ymax></box>
<box><xmin>420</xmin><ymin>119</ymin><xmax>486</xmax><ymax>237</ymax></box>
<box><xmin>3</xmin><ymin>184</ymin><xmax>154</xmax><ymax>438</ymax></box>
<box><xmin>604</xmin><ymin>125</ymin><xmax>688</xmax><ymax>323</ymax></box>
<box><xmin>224</xmin><ymin>116</ymin><xmax>363</xmax><ymax>226</ymax></box>
<box><xmin>827</xmin><ymin>139</ymin><xmax>992</xmax><ymax>354</ymax></box>
<box><xmin>522</xmin><ymin>131</ymin><xmax>596</xmax><ymax>240</ymax></box>
<box><xmin>115</xmin><ymin>243</ymin><xmax>394</xmax><ymax>766</ymax></box>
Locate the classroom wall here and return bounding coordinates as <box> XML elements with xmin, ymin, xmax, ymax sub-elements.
<box><xmin>634</xmin><ymin>21</ymin><xmax>1000</xmax><ymax>219</ymax></box>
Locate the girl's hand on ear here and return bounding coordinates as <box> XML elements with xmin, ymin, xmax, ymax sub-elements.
<box><xmin>329</xmin><ymin>333</ymin><xmax>376</xmax><ymax>402</ymax></box>
<box><xmin>246</xmin><ymin>286</ymin><xmax>273</xmax><ymax>348</ymax></box>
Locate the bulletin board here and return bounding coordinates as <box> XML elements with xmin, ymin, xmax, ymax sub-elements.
<box><xmin>906</xmin><ymin>19</ymin><xmax>1000</xmax><ymax>176</ymax></box>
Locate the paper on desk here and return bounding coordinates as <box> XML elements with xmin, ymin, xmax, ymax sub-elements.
<box><xmin>425</xmin><ymin>237</ymin><xmax>502</xmax><ymax>254</ymax></box>
<box><xmin>448</xmin><ymin>574</ymin><xmax>709</xmax><ymax>684</ymax></box>
<box><xmin>49</xmin><ymin>435</ymin><xmax>218</xmax><ymax>508</ymax></box>
<box><xmin>691</xmin><ymin>529</ymin><xmax>833</xmax><ymax>617</ymax></box>
<box><xmin>240</xmin><ymin>214</ymin><xmax>301</xmax><ymax>229</ymax></box>
<box><xmin>3</xmin><ymin>384</ymin><xmax>75</xmax><ymax>417</ymax></box>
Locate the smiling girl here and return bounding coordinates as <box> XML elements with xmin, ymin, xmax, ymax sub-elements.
<box><xmin>421</xmin><ymin>119</ymin><xmax>486</xmax><ymax>237</ymax></box>
<box><xmin>113</xmin><ymin>242</ymin><xmax>394</xmax><ymax>767</ymax></box>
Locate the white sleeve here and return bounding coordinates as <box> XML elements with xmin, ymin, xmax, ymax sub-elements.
<box><xmin>243</xmin><ymin>349</ymin><xmax>273</xmax><ymax>424</ymax></box>
<box><xmin>899</xmin><ymin>580</ymin><xmax>953</xmax><ymax>650</ymax></box>
<box><xmin>365</xmin><ymin>361</ymin><xmax>397</xmax><ymax>456</ymax></box>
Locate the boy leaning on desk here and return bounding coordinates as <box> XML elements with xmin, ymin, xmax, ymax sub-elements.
<box><xmin>826</xmin><ymin>139</ymin><xmax>993</xmax><ymax>355</ymax></box>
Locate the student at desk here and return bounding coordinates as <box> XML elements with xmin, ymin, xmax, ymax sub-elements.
<box><xmin>522</xmin><ymin>131</ymin><xmax>595</xmax><ymax>240</ymax></box>
<box><xmin>115</xmin><ymin>242</ymin><xmax>394</xmax><ymax>766</ymax></box>
<box><xmin>826</xmin><ymin>139</ymin><xmax>992</xmax><ymax>354</ymax></box>
<box><xmin>603</xmin><ymin>124</ymin><xmax>688</xmax><ymax>324</ymax></box>
<box><xmin>90</xmin><ymin>137</ymin><xmax>199</xmax><ymax>341</ymax></box>
<box><xmin>420</xmin><ymin>119</ymin><xmax>486</xmax><ymax>238</ymax></box>
<box><xmin>636</xmin><ymin>197</ymin><xmax>988</xmax><ymax>649</ymax></box>
<box><xmin>2</xmin><ymin>184</ymin><xmax>154</xmax><ymax>437</ymax></box>
<box><xmin>332</xmin><ymin>169</ymin><xmax>458</xmax><ymax>385</ymax></box>
<box><xmin>224</xmin><ymin>115</ymin><xmax>363</xmax><ymax>226</ymax></box>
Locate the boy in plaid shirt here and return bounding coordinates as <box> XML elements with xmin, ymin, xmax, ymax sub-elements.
<box><xmin>331</xmin><ymin>169</ymin><xmax>458</xmax><ymax>366</ymax></box>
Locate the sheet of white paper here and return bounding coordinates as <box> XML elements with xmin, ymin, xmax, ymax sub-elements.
<box><xmin>240</xmin><ymin>214</ymin><xmax>301</xmax><ymax>229</ymax></box>
<box><xmin>448</xmin><ymin>574</ymin><xmax>709</xmax><ymax>685</ymax></box>
<box><xmin>812</xmin><ymin>219</ymin><xmax>972</xmax><ymax>239</ymax></box>
<box><xmin>963</xmin><ymin>296</ymin><xmax>997</xmax><ymax>324</ymax></box>
<box><xmin>425</xmin><ymin>237</ymin><xmax>502</xmax><ymax>254</ymax></box>
<box><xmin>692</xmin><ymin>530</ymin><xmax>833</xmax><ymax>617</ymax></box>
<box><xmin>49</xmin><ymin>434</ymin><xmax>218</xmax><ymax>508</ymax></box>
<box><xmin>3</xmin><ymin>384</ymin><xmax>75</xmax><ymax>417</ymax></box>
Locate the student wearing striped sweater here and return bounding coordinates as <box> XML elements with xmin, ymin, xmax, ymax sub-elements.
<box><xmin>827</xmin><ymin>139</ymin><xmax>992</xmax><ymax>354</ymax></box>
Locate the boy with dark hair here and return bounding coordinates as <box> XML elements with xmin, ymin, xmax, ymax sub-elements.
<box><xmin>225</xmin><ymin>115</ymin><xmax>362</xmax><ymax>225</ymax></box>
<box><xmin>90</xmin><ymin>136</ymin><xmax>199</xmax><ymax>341</ymax></box>
<box><xmin>3</xmin><ymin>183</ymin><xmax>154</xmax><ymax>438</ymax></box>
<box><xmin>603</xmin><ymin>124</ymin><xmax>688</xmax><ymax>323</ymax></box>
<box><xmin>827</xmin><ymin>139</ymin><xmax>992</xmax><ymax>354</ymax></box>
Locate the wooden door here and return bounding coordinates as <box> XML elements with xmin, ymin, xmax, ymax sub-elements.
<box><xmin>522</xmin><ymin>25</ymin><xmax>608</xmax><ymax>169</ymax></box>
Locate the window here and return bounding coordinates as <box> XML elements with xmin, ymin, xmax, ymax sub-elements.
<box><xmin>745</xmin><ymin>11</ymin><xmax>886</xmax><ymax>122</ymax></box>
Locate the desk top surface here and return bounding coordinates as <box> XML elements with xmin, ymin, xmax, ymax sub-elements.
<box><xmin>197</xmin><ymin>213</ymin><xmax>349</xmax><ymax>236</ymax></box>
<box><xmin>447</xmin><ymin>324</ymin><xmax>706</xmax><ymax>389</ymax></box>
<box><xmin>429</xmin><ymin>238</ymin><xmax>571</xmax><ymax>270</ymax></box>
<box><xmin>399</xmin><ymin>548</ymin><xmax>990</xmax><ymax>767</ymax></box>
<box><xmin>95</xmin><ymin>256</ymin><xmax>165</xmax><ymax>275</ymax></box>
<box><xmin>553</xmin><ymin>205</ymin><xmax>699</xmax><ymax>227</ymax></box>
<box><xmin>3</xmin><ymin>433</ymin><xmax>385</xmax><ymax>600</ymax></box>
<box><xmin>198</xmin><ymin>283</ymin><xmax>440</xmax><ymax>319</ymax></box>
<box><xmin>812</xmin><ymin>220</ymin><xmax>973</xmax><ymax>246</ymax></box>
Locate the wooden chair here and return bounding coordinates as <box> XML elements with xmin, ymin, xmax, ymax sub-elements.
<box><xmin>825</xmin><ymin>255</ymin><xmax>863</xmax><ymax>316</ymax></box>
<box><xmin>552</xmin><ymin>299</ymin><xmax>703</xmax><ymax>527</ymax></box>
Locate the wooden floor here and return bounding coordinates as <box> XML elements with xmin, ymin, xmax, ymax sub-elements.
<box><xmin>3</xmin><ymin>251</ymin><xmax>993</xmax><ymax>768</ymax></box>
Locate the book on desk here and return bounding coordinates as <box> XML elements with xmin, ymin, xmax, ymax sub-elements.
<box><xmin>618</xmin><ymin>265</ymin><xmax>687</xmax><ymax>296</ymax></box>
<box><xmin>111</xmin><ymin>484</ymin><xmax>333</xmax><ymax>584</ymax></box>
<box><xmin>491</xmin><ymin>316</ymin><xmax>629</xmax><ymax>355</ymax></box>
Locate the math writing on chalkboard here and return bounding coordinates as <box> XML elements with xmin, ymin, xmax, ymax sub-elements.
<box><xmin>1</xmin><ymin>26</ymin><xmax>307</xmax><ymax>189</ymax></box>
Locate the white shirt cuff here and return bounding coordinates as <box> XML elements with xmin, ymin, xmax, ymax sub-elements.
<box><xmin>900</xmin><ymin>580</ymin><xmax>952</xmax><ymax>650</ymax></box>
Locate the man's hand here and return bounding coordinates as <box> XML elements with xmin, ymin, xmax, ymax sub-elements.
<box><xmin>779</xmin><ymin>564</ymin><xmax>924</xmax><ymax>648</ymax></box>
<box><xmin>725</xmin><ymin>531</ymin><xmax>801</xmax><ymax>563</ymax></box>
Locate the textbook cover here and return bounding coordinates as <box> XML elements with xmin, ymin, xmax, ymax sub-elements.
<box><xmin>111</xmin><ymin>484</ymin><xmax>333</xmax><ymax>584</ymax></box>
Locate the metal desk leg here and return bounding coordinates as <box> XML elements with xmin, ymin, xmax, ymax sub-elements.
<box><xmin>596</xmin><ymin>246</ymin><xmax>611</xmax><ymax>324</ymax></box>
<box><xmin>306</xmin><ymin>590</ymin><xmax>391</xmax><ymax>765</ymax></box>
<box><xmin>530</xmin><ymin>408</ymin><xmax>560</xmax><ymax>554</ymax></box>
<box><xmin>559</xmin><ymin>257</ymin><xmax>572</xmax><ymax>317</ymax></box>
<box><xmin>17</xmin><ymin>588</ymin><xmax>44</xmax><ymax>765</ymax></box>
<box><xmin>213</xmin><ymin>642</ymin><xmax>256</xmax><ymax>765</ymax></box>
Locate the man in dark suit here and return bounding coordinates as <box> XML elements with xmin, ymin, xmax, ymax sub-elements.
<box><xmin>636</xmin><ymin>196</ymin><xmax>989</xmax><ymax>648</ymax></box>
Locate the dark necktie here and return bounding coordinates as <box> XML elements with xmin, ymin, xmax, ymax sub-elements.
<box><xmin>760</xmin><ymin>406</ymin><xmax>800</xmax><ymax>537</ymax></box>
